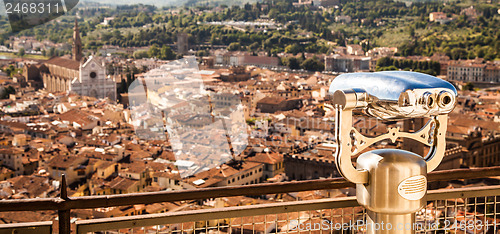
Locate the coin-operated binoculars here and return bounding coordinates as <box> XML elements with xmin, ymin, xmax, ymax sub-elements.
<box><xmin>329</xmin><ymin>71</ymin><xmax>457</xmax><ymax>233</ymax></box>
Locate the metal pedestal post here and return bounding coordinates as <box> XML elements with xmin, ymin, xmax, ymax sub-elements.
<box><xmin>366</xmin><ymin>211</ymin><xmax>416</xmax><ymax>234</ymax></box>
<box><xmin>357</xmin><ymin>149</ymin><xmax>426</xmax><ymax>234</ymax></box>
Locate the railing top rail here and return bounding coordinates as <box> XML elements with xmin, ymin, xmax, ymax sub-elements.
<box><xmin>0</xmin><ymin>221</ymin><xmax>52</xmax><ymax>228</ymax></box>
<box><xmin>0</xmin><ymin>221</ymin><xmax>52</xmax><ymax>234</ymax></box>
<box><xmin>0</xmin><ymin>166</ymin><xmax>499</xmax><ymax>212</ymax></box>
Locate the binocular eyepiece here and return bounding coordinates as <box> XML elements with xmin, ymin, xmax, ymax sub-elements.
<box><xmin>329</xmin><ymin>71</ymin><xmax>457</xmax><ymax>120</ymax></box>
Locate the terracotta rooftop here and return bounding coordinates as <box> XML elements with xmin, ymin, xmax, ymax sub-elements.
<box><xmin>108</xmin><ymin>176</ymin><xmax>139</xmax><ymax>191</ymax></box>
<box><xmin>47</xmin><ymin>155</ymin><xmax>87</xmax><ymax>169</ymax></box>
<box><xmin>0</xmin><ymin>166</ymin><xmax>13</xmax><ymax>174</ymax></box>
<box><xmin>258</xmin><ymin>96</ymin><xmax>286</xmax><ymax>105</ymax></box>
<box><xmin>248</xmin><ymin>151</ymin><xmax>283</xmax><ymax>165</ymax></box>
<box><xmin>59</xmin><ymin>109</ymin><xmax>99</xmax><ymax>127</ymax></box>
<box><xmin>44</xmin><ymin>57</ymin><xmax>80</xmax><ymax>71</ymax></box>
<box><xmin>6</xmin><ymin>175</ymin><xmax>54</xmax><ymax>198</ymax></box>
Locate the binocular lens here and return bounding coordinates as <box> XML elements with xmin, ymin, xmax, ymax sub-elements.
<box><xmin>438</xmin><ymin>91</ymin><xmax>454</xmax><ymax>108</ymax></box>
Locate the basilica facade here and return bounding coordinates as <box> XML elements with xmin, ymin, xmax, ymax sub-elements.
<box><xmin>70</xmin><ymin>56</ymin><xmax>116</xmax><ymax>100</ymax></box>
<box><xmin>27</xmin><ymin>19</ymin><xmax>117</xmax><ymax>101</ymax></box>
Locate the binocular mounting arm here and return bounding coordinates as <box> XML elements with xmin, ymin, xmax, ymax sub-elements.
<box><xmin>334</xmin><ymin>105</ymin><xmax>448</xmax><ymax>184</ymax></box>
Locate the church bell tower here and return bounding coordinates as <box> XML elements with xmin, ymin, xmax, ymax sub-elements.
<box><xmin>72</xmin><ymin>18</ymin><xmax>83</xmax><ymax>62</ymax></box>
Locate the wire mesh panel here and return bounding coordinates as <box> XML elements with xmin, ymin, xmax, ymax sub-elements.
<box><xmin>89</xmin><ymin>207</ymin><xmax>367</xmax><ymax>234</ymax></box>
<box><xmin>75</xmin><ymin>186</ymin><xmax>500</xmax><ymax>234</ymax></box>
<box><xmin>417</xmin><ymin>196</ymin><xmax>500</xmax><ymax>233</ymax></box>
<box><xmin>86</xmin><ymin>199</ymin><xmax>499</xmax><ymax>234</ymax></box>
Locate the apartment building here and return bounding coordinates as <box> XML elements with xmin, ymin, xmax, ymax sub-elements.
<box><xmin>447</xmin><ymin>60</ymin><xmax>500</xmax><ymax>83</ymax></box>
<box><xmin>324</xmin><ymin>54</ymin><xmax>370</xmax><ymax>73</ymax></box>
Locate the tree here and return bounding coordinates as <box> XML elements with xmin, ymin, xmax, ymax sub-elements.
<box><xmin>249</xmin><ymin>42</ymin><xmax>260</xmax><ymax>51</ymax></box>
<box><xmin>450</xmin><ymin>48</ymin><xmax>467</xmax><ymax>60</ymax></box>
<box><xmin>284</xmin><ymin>57</ymin><xmax>301</xmax><ymax>70</ymax></box>
<box><xmin>18</xmin><ymin>48</ymin><xmax>25</xmax><ymax>57</ymax></box>
<box><xmin>0</xmin><ymin>86</ymin><xmax>15</xmax><ymax>99</ymax></box>
<box><xmin>133</xmin><ymin>50</ymin><xmax>148</xmax><ymax>59</ymax></box>
<box><xmin>376</xmin><ymin>57</ymin><xmax>392</xmax><ymax>67</ymax></box>
<box><xmin>48</xmin><ymin>48</ymin><xmax>56</xmax><ymax>57</ymax></box>
<box><xmin>148</xmin><ymin>45</ymin><xmax>160</xmax><ymax>58</ymax></box>
<box><xmin>227</xmin><ymin>42</ymin><xmax>241</xmax><ymax>51</ymax></box>
<box><xmin>160</xmin><ymin>45</ymin><xmax>176</xmax><ymax>60</ymax></box>
<box><xmin>285</xmin><ymin>44</ymin><xmax>302</xmax><ymax>55</ymax></box>
<box><xmin>463</xmin><ymin>82</ymin><xmax>474</xmax><ymax>91</ymax></box>
<box><xmin>301</xmin><ymin>57</ymin><xmax>324</xmax><ymax>71</ymax></box>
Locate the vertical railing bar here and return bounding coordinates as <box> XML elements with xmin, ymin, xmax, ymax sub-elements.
<box><xmin>365</xmin><ymin>207</ymin><xmax>367</xmax><ymax>233</ymax></box>
<box><xmin>285</xmin><ymin>210</ymin><xmax>289</xmax><ymax>234</ymax></box>
<box><xmin>434</xmin><ymin>200</ymin><xmax>438</xmax><ymax>234</ymax></box>
<box><xmin>308</xmin><ymin>209</ymin><xmax>312</xmax><ymax>234</ymax></box>
<box><xmin>241</xmin><ymin>216</ymin><xmax>244</xmax><ymax>234</ymax></box>
<box><xmin>497</xmin><ymin>195</ymin><xmax>499</xmax><ymax>233</ymax></box>
<box><xmin>324</xmin><ymin>209</ymin><xmax>328</xmax><ymax>234</ymax></box>
<box><xmin>494</xmin><ymin>195</ymin><xmax>497</xmax><ymax>233</ymax></box>
<box><xmin>341</xmin><ymin>208</ymin><xmax>344</xmax><ymax>234</ymax></box>
<box><xmin>264</xmin><ymin>213</ymin><xmax>267</xmax><ymax>234</ymax></box>
<box><xmin>217</xmin><ymin>216</ymin><xmax>220</xmax><ymax>234</ymax></box>
<box><xmin>352</xmin><ymin>207</ymin><xmax>356</xmax><ymax>234</ymax></box>
<box><xmin>58</xmin><ymin>174</ymin><xmax>71</xmax><ymax>234</ymax></box>
<box><xmin>300</xmin><ymin>210</ymin><xmax>303</xmax><ymax>233</ymax></box>
<box><xmin>474</xmin><ymin>196</ymin><xmax>478</xmax><ymax>234</ymax></box>
<box><xmin>329</xmin><ymin>208</ymin><xmax>333</xmax><ymax>234</ymax></box>
<box><xmin>276</xmin><ymin>214</ymin><xmax>279</xmax><ymax>234</ymax></box>
<box><xmin>454</xmin><ymin>198</ymin><xmax>458</xmax><ymax>233</ymax></box>
<box><xmin>481</xmin><ymin>196</ymin><xmax>485</xmax><ymax>234</ymax></box>
<box><xmin>229</xmin><ymin>215</ymin><xmax>233</xmax><ymax>234</ymax></box>
<box><xmin>423</xmin><ymin>201</ymin><xmax>427</xmax><ymax>233</ymax></box>
<box><xmin>252</xmin><ymin>214</ymin><xmax>255</xmax><ymax>234</ymax></box>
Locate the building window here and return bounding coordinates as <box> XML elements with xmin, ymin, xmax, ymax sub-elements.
<box><xmin>90</xmin><ymin>72</ymin><xmax>97</xmax><ymax>79</ymax></box>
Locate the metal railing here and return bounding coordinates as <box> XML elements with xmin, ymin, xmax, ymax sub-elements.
<box><xmin>76</xmin><ymin>185</ymin><xmax>500</xmax><ymax>233</ymax></box>
<box><xmin>0</xmin><ymin>167</ymin><xmax>499</xmax><ymax>233</ymax></box>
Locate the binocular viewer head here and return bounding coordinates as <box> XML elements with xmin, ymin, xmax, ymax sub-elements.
<box><xmin>329</xmin><ymin>71</ymin><xmax>457</xmax><ymax>120</ymax></box>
